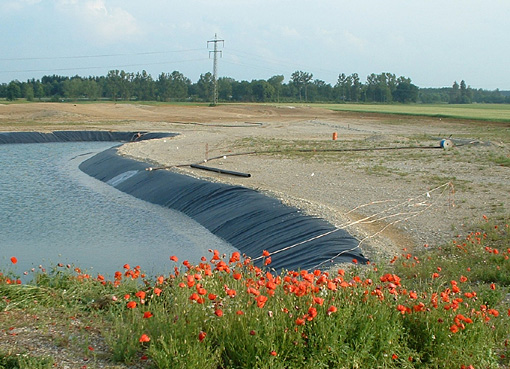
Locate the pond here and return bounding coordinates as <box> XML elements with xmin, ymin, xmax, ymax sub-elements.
<box><xmin>0</xmin><ymin>142</ymin><xmax>237</xmax><ymax>280</ymax></box>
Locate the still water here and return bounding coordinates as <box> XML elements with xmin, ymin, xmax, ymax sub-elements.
<box><xmin>0</xmin><ymin>142</ymin><xmax>236</xmax><ymax>279</ymax></box>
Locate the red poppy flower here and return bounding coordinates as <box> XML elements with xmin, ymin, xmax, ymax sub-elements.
<box><xmin>170</xmin><ymin>255</ymin><xmax>178</xmax><ymax>262</ymax></box>
<box><xmin>450</xmin><ymin>324</ymin><xmax>459</xmax><ymax>333</ymax></box>
<box><xmin>229</xmin><ymin>252</ymin><xmax>240</xmax><ymax>263</ymax></box>
<box><xmin>270</xmin><ymin>350</ymin><xmax>277</xmax><ymax>356</ymax></box>
<box><xmin>295</xmin><ymin>317</ymin><xmax>306</xmax><ymax>326</ymax></box>
<box><xmin>126</xmin><ymin>301</ymin><xmax>137</xmax><ymax>309</ymax></box>
<box><xmin>135</xmin><ymin>291</ymin><xmax>146</xmax><ymax>300</ymax></box>
<box><xmin>397</xmin><ymin>305</ymin><xmax>408</xmax><ymax>314</ymax></box>
<box><xmin>154</xmin><ymin>287</ymin><xmax>162</xmax><ymax>296</ymax></box>
<box><xmin>198</xmin><ymin>331</ymin><xmax>207</xmax><ymax>342</ymax></box>
<box><xmin>307</xmin><ymin>307</ymin><xmax>318</xmax><ymax>319</ymax></box>
<box><xmin>143</xmin><ymin>311</ymin><xmax>153</xmax><ymax>319</ymax></box>
<box><xmin>327</xmin><ymin>305</ymin><xmax>337</xmax><ymax>315</ymax></box>
<box><xmin>10</xmin><ymin>257</ymin><xmax>17</xmax><ymax>264</ymax></box>
<box><xmin>214</xmin><ymin>309</ymin><xmax>223</xmax><ymax>317</ymax></box>
<box><xmin>262</xmin><ymin>250</ymin><xmax>270</xmax><ymax>257</ymax></box>
<box><xmin>256</xmin><ymin>295</ymin><xmax>268</xmax><ymax>308</ymax></box>
<box><xmin>313</xmin><ymin>297</ymin><xmax>324</xmax><ymax>306</ymax></box>
<box><xmin>123</xmin><ymin>264</ymin><xmax>130</xmax><ymax>269</ymax></box>
<box><xmin>264</xmin><ymin>257</ymin><xmax>272</xmax><ymax>266</ymax></box>
<box><xmin>196</xmin><ymin>285</ymin><xmax>207</xmax><ymax>295</ymax></box>
<box><xmin>139</xmin><ymin>334</ymin><xmax>150</xmax><ymax>343</ymax></box>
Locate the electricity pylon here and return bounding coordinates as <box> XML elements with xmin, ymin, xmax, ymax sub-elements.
<box><xmin>207</xmin><ymin>34</ymin><xmax>224</xmax><ymax>106</ymax></box>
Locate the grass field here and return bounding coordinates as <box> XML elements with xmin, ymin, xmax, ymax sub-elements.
<box><xmin>310</xmin><ymin>103</ymin><xmax>510</xmax><ymax>122</ymax></box>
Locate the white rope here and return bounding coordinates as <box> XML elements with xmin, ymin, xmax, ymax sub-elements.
<box><xmin>253</xmin><ymin>182</ymin><xmax>454</xmax><ymax>269</ymax></box>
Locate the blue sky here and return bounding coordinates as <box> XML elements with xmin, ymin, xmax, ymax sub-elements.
<box><xmin>1</xmin><ymin>0</ymin><xmax>509</xmax><ymax>89</ymax></box>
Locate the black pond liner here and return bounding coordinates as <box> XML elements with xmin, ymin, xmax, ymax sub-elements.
<box><xmin>0</xmin><ymin>130</ymin><xmax>172</xmax><ymax>144</ymax></box>
<box><xmin>1</xmin><ymin>130</ymin><xmax>367</xmax><ymax>270</ymax></box>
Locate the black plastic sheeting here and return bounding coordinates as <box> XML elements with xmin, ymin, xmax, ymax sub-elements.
<box><xmin>0</xmin><ymin>130</ymin><xmax>175</xmax><ymax>144</ymax></box>
<box><xmin>80</xmin><ymin>148</ymin><xmax>368</xmax><ymax>270</ymax></box>
<box><xmin>1</xmin><ymin>130</ymin><xmax>367</xmax><ymax>270</ymax></box>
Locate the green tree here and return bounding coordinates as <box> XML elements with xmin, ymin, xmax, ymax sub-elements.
<box><xmin>460</xmin><ymin>80</ymin><xmax>472</xmax><ymax>104</ymax></box>
<box><xmin>309</xmin><ymin>79</ymin><xmax>333</xmax><ymax>102</ymax></box>
<box><xmin>291</xmin><ymin>70</ymin><xmax>313</xmax><ymax>101</ymax></box>
<box><xmin>349</xmin><ymin>73</ymin><xmax>361</xmax><ymax>102</ymax></box>
<box><xmin>33</xmin><ymin>81</ymin><xmax>44</xmax><ymax>100</ymax></box>
<box><xmin>6</xmin><ymin>81</ymin><xmax>21</xmax><ymax>101</ymax></box>
<box><xmin>83</xmin><ymin>79</ymin><xmax>101</xmax><ymax>100</ymax></box>
<box><xmin>335</xmin><ymin>73</ymin><xmax>349</xmax><ymax>101</ymax></box>
<box><xmin>393</xmin><ymin>77</ymin><xmax>419</xmax><ymax>103</ymax></box>
<box><xmin>196</xmin><ymin>73</ymin><xmax>214</xmax><ymax>101</ymax></box>
<box><xmin>119</xmin><ymin>71</ymin><xmax>134</xmax><ymax>100</ymax></box>
<box><xmin>231</xmin><ymin>80</ymin><xmax>252</xmax><ymax>101</ymax></box>
<box><xmin>449</xmin><ymin>81</ymin><xmax>461</xmax><ymax>104</ymax></box>
<box><xmin>218</xmin><ymin>77</ymin><xmax>234</xmax><ymax>101</ymax></box>
<box><xmin>170</xmin><ymin>71</ymin><xmax>191</xmax><ymax>100</ymax></box>
<box><xmin>251</xmin><ymin>80</ymin><xmax>275</xmax><ymax>102</ymax></box>
<box><xmin>133</xmin><ymin>70</ymin><xmax>154</xmax><ymax>100</ymax></box>
<box><xmin>157</xmin><ymin>71</ymin><xmax>190</xmax><ymax>101</ymax></box>
<box><xmin>23</xmin><ymin>83</ymin><xmax>35</xmax><ymax>101</ymax></box>
<box><xmin>267</xmin><ymin>75</ymin><xmax>284</xmax><ymax>102</ymax></box>
<box><xmin>62</xmin><ymin>76</ymin><xmax>84</xmax><ymax>100</ymax></box>
<box><xmin>106</xmin><ymin>70</ymin><xmax>122</xmax><ymax>100</ymax></box>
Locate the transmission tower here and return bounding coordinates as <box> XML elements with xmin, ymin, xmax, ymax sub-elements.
<box><xmin>207</xmin><ymin>34</ymin><xmax>224</xmax><ymax>106</ymax></box>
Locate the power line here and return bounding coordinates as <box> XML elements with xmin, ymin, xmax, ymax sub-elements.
<box><xmin>0</xmin><ymin>49</ymin><xmax>204</xmax><ymax>62</ymax></box>
<box><xmin>227</xmin><ymin>48</ymin><xmax>340</xmax><ymax>78</ymax></box>
<box><xmin>0</xmin><ymin>57</ymin><xmax>209</xmax><ymax>75</ymax></box>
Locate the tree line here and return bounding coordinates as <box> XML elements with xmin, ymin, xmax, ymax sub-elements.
<box><xmin>1</xmin><ymin>70</ymin><xmax>508</xmax><ymax>104</ymax></box>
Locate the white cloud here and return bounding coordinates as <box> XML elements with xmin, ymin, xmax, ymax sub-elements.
<box><xmin>343</xmin><ymin>31</ymin><xmax>368</xmax><ymax>53</ymax></box>
<box><xmin>279</xmin><ymin>26</ymin><xmax>300</xmax><ymax>38</ymax></box>
<box><xmin>0</xmin><ymin>0</ymin><xmax>41</xmax><ymax>12</ymax></box>
<box><xmin>55</xmin><ymin>0</ymin><xmax>142</xmax><ymax>44</ymax></box>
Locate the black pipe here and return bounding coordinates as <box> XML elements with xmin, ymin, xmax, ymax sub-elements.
<box><xmin>190</xmin><ymin>164</ymin><xmax>251</xmax><ymax>178</ymax></box>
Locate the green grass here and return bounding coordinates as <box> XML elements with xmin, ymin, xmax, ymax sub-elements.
<box><xmin>1</xmin><ymin>217</ymin><xmax>510</xmax><ymax>368</ymax></box>
<box><xmin>0</xmin><ymin>354</ymin><xmax>53</xmax><ymax>369</ymax></box>
<box><xmin>308</xmin><ymin>103</ymin><xmax>510</xmax><ymax>123</ymax></box>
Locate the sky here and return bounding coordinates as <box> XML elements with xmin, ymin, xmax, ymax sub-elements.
<box><xmin>1</xmin><ymin>0</ymin><xmax>509</xmax><ymax>90</ymax></box>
